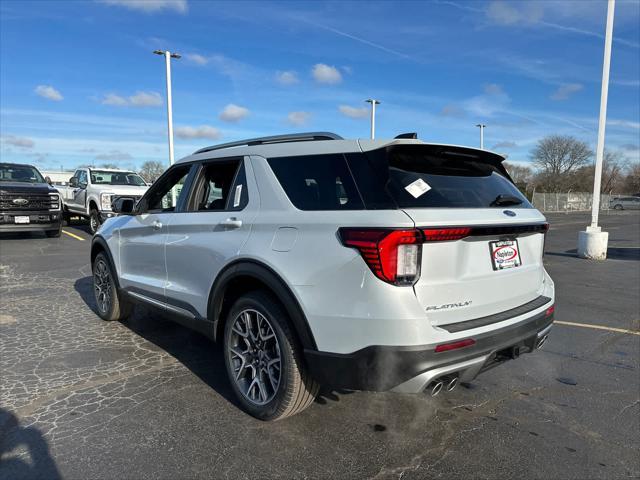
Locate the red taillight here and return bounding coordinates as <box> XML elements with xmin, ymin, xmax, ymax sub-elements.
<box><xmin>434</xmin><ymin>338</ymin><xmax>476</xmax><ymax>353</ymax></box>
<box><xmin>422</xmin><ymin>227</ymin><xmax>472</xmax><ymax>242</ymax></box>
<box><xmin>339</xmin><ymin>228</ymin><xmax>422</xmax><ymax>285</ymax></box>
<box><xmin>545</xmin><ymin>305</ymin><xmax>555</xmax><ymax>317</ymax></box>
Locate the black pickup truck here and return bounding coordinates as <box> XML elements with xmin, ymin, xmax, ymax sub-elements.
<box><xmin>0</xmin><ymin>162</ymin><xmax>62</xmax><ymax>237</ymax></box>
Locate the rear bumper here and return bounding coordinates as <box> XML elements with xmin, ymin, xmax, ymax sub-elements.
<box><xmin>0</xmin><ymin>211</ymin><xmax>62</xmax><ymax>232</ymax></box>
<box><xmin>304</xmin><ymin>308</ymin><xmax>554</xmax><ymax>393</ymax></box>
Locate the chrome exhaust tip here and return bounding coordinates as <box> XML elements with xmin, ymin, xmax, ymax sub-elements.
<box><xmin>536</xmin><ymin>334</ymin><xmax>548</xmax><ymax>350</ymax></box>
<box><xmin>429</xmin><ymin>380</ymin><xmax>444</xmax><ymax>397</ymax></box>
<box><xmin>445</xmin><ymin>376</ymin><xmax>459</xmax><ymax>392</ymax></box>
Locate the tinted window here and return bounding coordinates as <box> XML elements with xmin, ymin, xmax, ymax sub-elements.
<box><xmin>267</xmin><ymin>154</ymin><xmax>364</xmax><ymax>210</ymax></box>
<box><xmin>90</xmin><ymin>170</ymin><xmax>146</xmax><ymax>186</ymax></box>
<box><xmin>192</xmin><ymin>161</ymin><xmax>241</xmax><ymax>211</ymax></box>
<box><xmin>363</xmin><ymin>146</ymin><xmax>532</xmax><ymax>209</ymax></box>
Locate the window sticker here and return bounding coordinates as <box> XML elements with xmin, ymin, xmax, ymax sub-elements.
<box><xmin>233</xmin><ymin>184</ymin><xmax>243</xmax><ymax>207</ymax></box>
<box><xmin>404</xmin><ymin>178</ymin><xmax>431</xmax><ymax>198</ymax></box>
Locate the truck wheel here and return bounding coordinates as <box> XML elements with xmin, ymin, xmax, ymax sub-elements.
<box><xmin>93</xmin><ymin>252</ymin><xmax>131</xmax><ymax>321</ymax></box>
<box><xmin>223</xmin><ymin>291</ymin><xmax>319</xmax><ymax>421</ymax></box>
<box><xmin>89</xmin><ymin>209</ymin><xmax>101</xmax><ymax>234</ymax></box>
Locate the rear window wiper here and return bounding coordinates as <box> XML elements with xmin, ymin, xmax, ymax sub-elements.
<box><xmin>490</xmin><ymin>194</ymin><xmax>523</xmax><ymax>207</ymax></box>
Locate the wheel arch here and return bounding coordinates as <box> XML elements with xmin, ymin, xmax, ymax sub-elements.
<box><xmin>90</xmin><ymin>236</ymin><xmax>121</xmax><ymax>289</ymax></box>
<box><xmin>208</xmin><ymin>260</ymin><xmax>318</xmax><ymax>351</ymax></box>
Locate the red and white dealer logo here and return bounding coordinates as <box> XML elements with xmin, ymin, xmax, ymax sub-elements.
<box><xmin>493</xmin><ymin>245</ymin><xmax>518</xmax><ymax>263</ymax></box>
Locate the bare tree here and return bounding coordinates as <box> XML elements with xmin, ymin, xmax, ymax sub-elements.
<box><xmin>504</xmin><ymin>162</ymin><xmax>534</xmax><ymax>186</ymax></box>
<box><xmin>531</xmin><ymin>135</ymin><xmax>592</xmax><ymax>192</ymax></box>
<box><xmin>139</xmin><ymin>161</ymin><xmax>165</xmax><ymax>183</ymax></box>
<box><xmin>622</xmin><ymin>163</ymin><xmax>640</xmax><ymax>194</ymax></box>
<box><xmin>569</xmin><ymin>150</ymin><xmax>627</xmax><ymax>193</ymax></box>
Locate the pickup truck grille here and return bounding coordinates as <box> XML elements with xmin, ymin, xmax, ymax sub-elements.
<box><xmin>0</xmin><ymin>193</ymin><xmax>55</xmax><ymax>211</ymax></box>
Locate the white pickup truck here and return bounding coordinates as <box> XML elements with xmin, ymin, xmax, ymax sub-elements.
<box><xmin>58</xmin><ymin>167</ymin><xmax>149</xmax><ymax>234</ymax></box>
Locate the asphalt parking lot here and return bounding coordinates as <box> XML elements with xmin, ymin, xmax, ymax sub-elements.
<box><xmin>1</xmin><ymin>212</ymin><xmax>639</xmax><ymax>480</ymax></box>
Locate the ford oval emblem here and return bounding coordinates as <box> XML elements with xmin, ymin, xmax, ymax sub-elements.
<box><xmin>503</xmin><ymin>210</ymin><xmax>516</xmax><ymax>217</ymax></box>
<box><xmin>12</xmin><ymin>198</ymin><xmax>29</xmax><ymax>205</ymax></box>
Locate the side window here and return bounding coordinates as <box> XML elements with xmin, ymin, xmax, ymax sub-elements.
<box><xmin>78</xmin><ymin>170</ymin><xmax>88</xmax><ymax>186</ymax></box>
<box><xmin>191</xmin><ymin>160</ymin><xmax>243</xmax><ymax>211</ymax></box>
<box><xmin>267</xmin><ymin>154</ymin><xmax>364</xmax><ymax>211</ymax></box>
<box><xmin>145</xmin><ymin>164</ymin><xmax>192</xmax><ymax>213</ymax></box>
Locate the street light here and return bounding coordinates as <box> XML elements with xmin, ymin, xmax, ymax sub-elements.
<box><xmin>154</xmin><ymin>50</ymin><xmax>180</xmax><ymax>206</ymax></box>
<box><xmin>577</xmin><ymin>0</ymin><xmax>615</xmax><ymax>260</ymax></box>
<box><xmin>153</xmin><ymin>50</ymin><xmax>181</xmax><ymax>168</ymax></box>
<box><xmin>475</xmin><ymin>124</ymin><xmax>486</xmax><ymax>150</ymax></box>
<box><xmin>365</xmin><ymin>99</ymin><xmax>380</xmax><ymax>139</ymax></box>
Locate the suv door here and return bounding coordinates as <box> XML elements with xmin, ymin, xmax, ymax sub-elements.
<box><xmin>164</xmin><ymin>157</ymin><xmax>257</xmax><ymax>317</ymax></box>
<box><xmin>118</xmin><ymin>163</ymin><xmax>195</xmax><ymax>303</ymax></box>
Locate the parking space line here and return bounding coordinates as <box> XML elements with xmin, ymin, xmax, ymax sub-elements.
<box><xmin>62</xmin><ymin>229</ymin><xmax>86</xmax><ymax>241</ymax></box>
<box><xmin>555</xmin><ymin>320</ymin><xmax>640</xmax><ymax>336</ymax></box>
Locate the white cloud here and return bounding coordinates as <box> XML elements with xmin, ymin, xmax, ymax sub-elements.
<box><xmin>338</xmin><ymin>105</ymin><xmax>369</xmax><ymax>119</ymax></box>
<box><xmin>95</xmin><ymin>150</ymin><xmax>133</xmax><ymax>161</ymax></box>
<box><xmin>129</xmin><ymin>91</ymin><xmax>163</xmax><ymax>107</ymax></box>
<box><xmin>101</xmin><ymin>93</ymin><xmax>128</xmax><ymax>106</ymax></box>
<box><xmin>275</xmin><ymin>70</ymin><xmax>299</xmax><ymax>85</ymax></box>
<box><xmin>185</xmin><ymin>53</ymin><xmax>209</xmax><ymax>65</ymax></box>
<box><xmin>101</xmin><ymin>91</ymin><xmax>162</xmax><ymax>107</ymax></box>
<box><xmin>440</xmin><ymin>104</ymin><xmax>465</xmax><ymax>118</ymax></box>
<box><xmin>100</xmin><ymin>0</ymin><xmax>187</xmax><ymax>14</ymax></box>
<box><xmin>175</xmin><ymin>125</ymin><xmax>222</xmax><ymax>140</ymax></box>
<box><xmin>312</xmin><ymin>64</ymin><xmax>342</xmax><ymax>85</ymax></box>
<box><xmin>34</xmin><ymin>85</ymin><xmax>63</xmax><ymax>101</ymax></box>
<box><xmin>492</xmin><ymin>141</ymin><xmax>518</xmax><ymax>150</ymax></box>
<box><xmin>2</xmin><ymin>135</ymin><xmax>35</xmax><ymax>148</ymax></box>
<box><xmin>219</xmin><ymin>104</ymin><xmax>249</xmax><ymax>122</ymax></box>
<box><xmin>550</xmin><ymin>83</ymin><xmax>583</xmax><ymax>101</ymax></box>
<box><xmin>287</xmin><ymin>111</ymin><xmax>311</xmax><ymax>126</ymax></box>
<box><xmin>483</xmin><ymin>83</ymin><xmax>504</xmax><ymax>95</ymax></box>
<box><xmin>486</xmin><ymin>1</ymin><xmax>543</xmax><ymax>26</ymax></box>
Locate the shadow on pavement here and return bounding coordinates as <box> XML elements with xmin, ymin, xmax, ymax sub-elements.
<box><xmin>0</xmin><ymin>408</ymin><xmax>61</xmax><ymax>480</ymax></box>
<box><xmin>546</xmin><ymin>248</ymin><xmax>639</xmax><ymax>261</ymax></box>
<box><xmin>73</xmin><ymin>276</ymin><xmax>353</xmax><ymax>411</ymax></box>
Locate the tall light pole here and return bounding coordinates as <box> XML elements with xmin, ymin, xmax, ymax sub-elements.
<box><xmin>578</xmin><ymin>0</ymin><xmax>615</xmax><ymax>260</ymax></box>
<box><xmin>154</xmin><ymin>50</ymin><xmax>180</xmax><ymax>206</ymax></box>
<box><xmin>476</xmin><ymin>124</ymin><xmax>486</xmax><ymax>150</ymax></box>
<box><xmin>154</xmin><ymin>50</ymin><xmax>181</xmax><ymax>168</ymax></box>
<box><xmin>365</xmin><ymin>99</ymin><xmax>380</xmax><ymax>139</ymax></box>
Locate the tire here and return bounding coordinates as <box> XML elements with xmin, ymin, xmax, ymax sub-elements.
<box><xmin>62</xmin><ymin>209</ymin><xmax>72</xmax><ymax>226</ymax></box>
<box><xmin>92</xmin><ymin>252</ymin><xmax>131</xmax><ymax>321</ymax></box>
<box><xmin>46</xmin><ymin>227</ymin><xmax>61</xmax><ymax>238</ymax></box>
<box><xmin>89</xmin><ymin>209</ymin><xmax>101</xmax><ymax>234</ymax></box>
<box><xmin>223</xmin><ymin>291</ymin><xmax>319</xmax><ymax>421</ymax></box>
<box><xmin>613</xmin><ymin>204</ymin><xmax>623</xmax><ymax>210</ymax></box>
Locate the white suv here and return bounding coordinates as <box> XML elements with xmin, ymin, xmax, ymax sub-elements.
<box><xmin>91</xmin><ymin>132</ymin><xmax>555</xmax><ymax>421</ymax></box>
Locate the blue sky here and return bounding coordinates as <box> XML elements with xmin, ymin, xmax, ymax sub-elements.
<box><xmin>1</xmin><ymin>0</ymin><xmax>639</xmax><ymax>172</ymax></box>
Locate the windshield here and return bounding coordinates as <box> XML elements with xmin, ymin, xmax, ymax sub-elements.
<box><xmin>91</xmin><ymin>170</ymin><xmax>146</xmax><ymax>186</ymax></box>
<box><xmin>357</xmin><ymin>146</ymin><xmax>532</xmax><ymax>209</ymax></box>
<box><xmin>0</xmin><ymin>163</ymin><xmax>45</xmax><ymax>183</ymax></box>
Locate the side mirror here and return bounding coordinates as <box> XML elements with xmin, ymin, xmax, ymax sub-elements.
<box><xmin>45</xmin><ymin>176</ymin><xmax>52</xmax><ymax>185</ymax></box>
<box><xmin>69</xmin><ymin>177</ymin><xmax>78</xmax><ymax>187</ymax></box>
<box><xmin>112</xmin><ymin>196</ymin><xmax>135</xmax><ymax>214</ymax></box>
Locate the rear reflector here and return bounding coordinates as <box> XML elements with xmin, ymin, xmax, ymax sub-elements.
<box><xmin>422</xmin><ymin>227</ymin><xmax>472</xmax><ymax>242</ymax></box>
<box><xmin>545</xmin><ymin>305</ymin><xmax>555</xmax><ymax>317</ymax></box>
<box><xmin>434</xmin><ymin>338</ymin><xmax>476</xmax><ymax>353</ymax></box>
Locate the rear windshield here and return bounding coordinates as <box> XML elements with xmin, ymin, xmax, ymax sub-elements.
<box><xmin>360</xmin><ymin>146</ymin><xmax>532</xmax><ymax>209</ymax></box>
<box><xmin>91</xmin><ymin>170</ymin><xmax>146</xmax><ymax>186</ymax></box>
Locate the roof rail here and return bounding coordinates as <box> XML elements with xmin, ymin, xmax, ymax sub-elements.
<box><xmin>193</xmin><ymin>132</ymin><xmax>343</xmax><ymax>155</ymax></box>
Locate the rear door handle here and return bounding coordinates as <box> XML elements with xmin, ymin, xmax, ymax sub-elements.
<box><xmin>220</xmin><ymin>217</ymin><xmax>242</xmax><ymax>229</ymax></box>
<box><xmin>152</xmin><ymin>220</ymin><xmax>163</xmax><ymax>230</ymax></box>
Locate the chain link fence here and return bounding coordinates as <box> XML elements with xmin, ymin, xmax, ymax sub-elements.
<box><xmin>531</xmin><ymin>192</ymin><xmax>618</xmax><ymax>212</ymax></box>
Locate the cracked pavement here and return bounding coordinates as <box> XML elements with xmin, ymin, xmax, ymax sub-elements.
<box><xmin>1</xmin><ymin>213</ymin><xmax>639</xmax><ymax>479</ymax></box>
